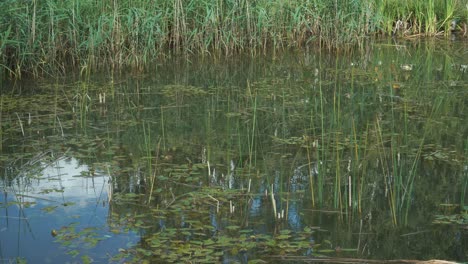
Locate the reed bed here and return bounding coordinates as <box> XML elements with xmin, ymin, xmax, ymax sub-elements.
<box><xmin>0</xmin><ymin>0</ymin><xmax>467</xmax><ymax>79</ymax></box>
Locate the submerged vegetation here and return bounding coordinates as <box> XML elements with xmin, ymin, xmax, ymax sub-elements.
<box><xmin>1</xmin><ymin>40</ymin><xmax>467</xmax><ymax>262</ymax></box>
<box><xmin>0</xmin><ymin>0</ymin><xmax>467</xmax><ymax>78</ymax></box>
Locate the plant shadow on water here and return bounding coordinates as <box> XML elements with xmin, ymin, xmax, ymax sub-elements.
<box><xmin>0</xmin><ymin>39</ymin><xmax>467</xmax><ymax>263</ymax></box>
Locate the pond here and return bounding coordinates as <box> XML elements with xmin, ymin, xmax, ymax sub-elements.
<box><xmin>1</xmin><ymin>38</ymin><xmax>467</xmax><ymax>263</ymax></box>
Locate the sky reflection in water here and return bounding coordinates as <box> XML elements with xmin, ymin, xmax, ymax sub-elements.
<box><xmin>0</xmin><ymin>158</ymin><xmax>138</xmax><ymax>263</ymax></box>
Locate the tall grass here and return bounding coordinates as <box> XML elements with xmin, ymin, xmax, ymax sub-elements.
<box><xmin>1</xmin><ymin>0</ymin><xmax>466</xmax><ymax>79</ymax></box>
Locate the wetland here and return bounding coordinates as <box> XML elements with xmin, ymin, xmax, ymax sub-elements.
<box><xmin>0</xmin><ymin>38</ymin><xmax>467</xmax><ymax>263</ymax></box>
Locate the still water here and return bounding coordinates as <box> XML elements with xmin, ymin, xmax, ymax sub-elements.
<box><xmin>1</xmin><ymin>38</ymin><xmax>467</xmax><ymax>263</ymax></box>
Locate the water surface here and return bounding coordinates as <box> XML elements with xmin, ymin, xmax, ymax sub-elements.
<box><xmin>1</xmin><ymin>38</ymin><xmax>467</xmax><ymax>263</ymax></box>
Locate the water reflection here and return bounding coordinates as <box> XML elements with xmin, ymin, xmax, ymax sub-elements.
<box><xmin>0</xmin><ymin>157</ymin><xmax>138</xmax><ymax>263</ymax></box>
<box><xmin>0</xmin><ymin>39</ymin><xmax>467</xmax><ymax>262</ymax></box>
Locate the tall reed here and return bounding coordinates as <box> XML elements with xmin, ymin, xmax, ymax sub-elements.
<box><xmin>1</xmin><ymin>0</ymin><xmax>466</xmax><ymax>79</ymax></box>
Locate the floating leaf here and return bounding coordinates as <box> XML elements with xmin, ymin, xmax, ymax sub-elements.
<box><xmin>81</xmin><ymin>255</ymin><xmax>92</xmax><ymax>264</ymax></box>
<box><xmin>42</xmin><ymin>206</ymin><xmax>58</xmax><ymax>213</ymax></box>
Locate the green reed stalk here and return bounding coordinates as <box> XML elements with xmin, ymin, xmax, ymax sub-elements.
<box><xmin>307</xmin><ymin>77</ymin><xmax>317</xmax><ymax>207</ymax></box>
<box><xmin>462</xmin><ymin>138</ymin><xmax>468</xmax><ymax>208</ymax></box>
<box><xmin>331</xmin><ymin>55</ymin><xmax>343</xmax><ymax>209</ymax></box>
<box><xmin>318</xmin><ymin>64</ymin><xmax>325</xmax><ymax>206</ymax></box>
<box><xmin>351</xmin><ymin>117</ymin><xmax>359</xmax><ymax>212</ymax></box>
<box><xmin>389</xmin><ymin>85</ymin><xmax>401</xmax><ymax>220</ymax></box>
<box><xmin>358</xmin><ymin>124</ymin><xmax>371</xmax><ymax>214</ymax></box>
<box><xmin>402</xmin><ymin>136</ymin><xmax>423</xmax><ymax>222</ymax></box>
<box><xmin>334</xmin><ymin>134</ymin><xmax>342</xmax><ymax>209</ymax></box>
<box><xmin>142</xmin><ymin>121</ymin><xmax>152</xmax><ymax>177</ymax></box>
<box><xmin>160</xmin><ymin>106</ymin><xmax>166</xmax><ymax>151</ymax></box>
<box><xmin>75</xmin><ymin>82</ymin><xmax>90</xmax><ymax>129</ymax></box>
<box><xmin>426</xmin><ymin>0</ymin><xmax>437</xmax><ymax>35</ymax></box>
<box><xmin>442</xmin><ymin>0</ymin><xmax>456</xmax><ymax>33</ymax></box>
<box><xmin>147</xmin><ymin>139</ymin><xmax>161</xmax><ymax>205</ymax></box>
<box><xmin>248</xmin><ymin>93</ymin><xmax>257</xmax><ymax>168</ymax></box>
<box><xmin>376</xmin><ymin>116</ymin><xmax>397</xmax><ymax>226</ymax></box>
<box><xmin>53</xmin><ymin>82</ymin><xmax>61</xmax><ymax>137</ymax></box>
<box><xmin>349</xmin><ymin>68</ymin><xmax>359</xmax><ymax>213</ymax></box>
<box><xmin>236</xmin><ymin>117</ymin><xmax>243</xmax><ymax>168</ymax></box>
<box><xmin>306</xmin><ymin>142</ymin><xmax>315</xmax><ymax>207</ymax></box>
<box><xmin>402</xmin><ymin>96</ymin><xmax>444</xmax><ymax>222</ymax></box>
<box><xmin>226</xmin><ymin>95</ymin><xmax>232</xmax><ymax>174</ymax></box>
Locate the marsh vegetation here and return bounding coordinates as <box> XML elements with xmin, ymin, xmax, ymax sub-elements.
<box><xmin>0</xmin><ymin>0</ymin><xmax>467</xmax><ymax>79</ymax></box>
<box><xmin>1</xmin><ymin>38</ymin><xmax>467</xmax><ymax>263</ymax></box>
<box><xmin>1</xmin><ymin>1</ymin><xmax>468</xmax><ymax>263</ymax></box>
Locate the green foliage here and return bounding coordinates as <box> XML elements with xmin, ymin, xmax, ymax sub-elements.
<box><xmin>1</xmin><ymin>41</ymin><xmax>467</xmax><ymax>262</ymax></box>
<box><xmin>1</xmin><ymin>0</ymin><xmax>466</xmax><ymax>79</ymax></box>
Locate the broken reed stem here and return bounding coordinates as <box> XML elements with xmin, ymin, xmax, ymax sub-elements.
<box><xmin>107</xmin><ymin>165</ymin><xmax>113</xmax><ymax>204</ymax></box>
<box><xmin>270</xmin><ymin>184</ymin><xmax>277</xmax><ymax>218</ymax></box>
<box><xmin>15</xmin><ymin>113</ymin><xmax>24</xmax><ymax>136</ymax></box>
<box><xmin>207</xmin><ymin>194</ymin><xmax>219</xmax><ymax>213</ymax></box>
<box><xmin>229</xmin><ymin>200</ymin><xmax>235</xmax><ymax>214</ymax></box>
<box><xmin>56</xmin><ymin>116</ymin><xmax>64</xmax><ymax>137</ymax></box>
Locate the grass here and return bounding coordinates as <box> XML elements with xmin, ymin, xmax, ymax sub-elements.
<box><xmin>1</xmin><ymin>0</ymin><xmax>467</xmax><ymax>79</ymax></box>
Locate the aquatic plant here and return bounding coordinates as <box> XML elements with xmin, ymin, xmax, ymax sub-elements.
<box><xmin>1</xmin><ymin>42</ymin><xmax>467</xmax><ymax>262</ymax></box>
<box><xmin>1</xmin><ymin>0</ymin><xmax>467</xmax><ymax>79</ymax></box>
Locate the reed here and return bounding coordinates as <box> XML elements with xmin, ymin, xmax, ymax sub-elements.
<box><xmin>442</xmin><ymin>0</ymin><xmax>456</xmax><ymax>33</ymax></box>
<box><xmin>1</xmin><ymin>0</ymin><xmax>466</xmax><ymax>79</ymax></box>
<box><xmin>317</xmin><ymin>59</ymin><xmax>325</xmax><ymax>206</ymax></box>
<box><xmin>248</xmin><ymin>92</ymin><xmax>257</xmax><ymax>168</ymax></box>
<box><xmin>74</xmin><ymin>82</ymin><xmax>91</xmax><ymax>129</ymax></box>
<box><xmin>147</xmin><ymin>139</ymin><xmax>161</xmax><ymax>205</ymax></box>
<box><xmin>160</xmin><ymin>106</ymin><xmax>166</xmax><ymax>151</ymax></box>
